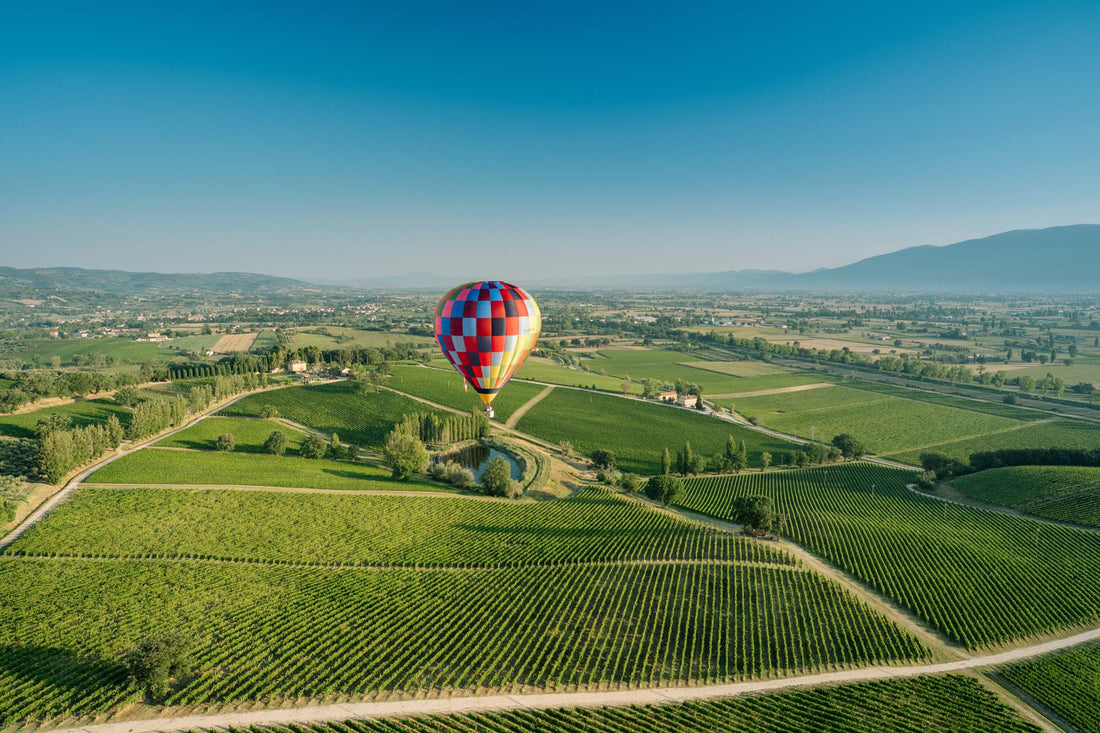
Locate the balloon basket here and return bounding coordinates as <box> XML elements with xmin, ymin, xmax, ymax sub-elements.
<box><xmin>484</xmin><ymin>405</ymin><xmax>495</xmax><ymax>420</ymax></box>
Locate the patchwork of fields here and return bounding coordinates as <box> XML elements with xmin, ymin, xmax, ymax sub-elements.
<box><xmin>729</xmin><ymin>385</ymin><xmax>1024</xmax><ymax>457</ymax></box>
<box><xmin>2</xmin><ymin>340</ymin><xmax>1098</xmax><ymax>732</ymax></box>
<box><xmin>516</xmin><ymin>387</ymin><xmax>795</xmax><ymax>474</ymax></box>
<box><xmin>952</xmin><ymin>465</ymin><xmax>1100</xmax><ymax>528</ymax></box>
<box><xmin>678</xmin><ymin>463</ymin><xmax>1100</xmax><ymax>649</ymax></box>
<box><xmin>222</xmin><ymin>381</ymin><xmax>446</xmax><ymax>446</ymax></box>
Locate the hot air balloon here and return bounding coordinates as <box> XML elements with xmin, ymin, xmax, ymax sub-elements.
<box><xmin>434</xmin><ymin>281</ymin><xmax>541</xmax><ymax>419</ymax></box>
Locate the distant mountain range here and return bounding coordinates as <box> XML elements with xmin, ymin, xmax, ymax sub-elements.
<box><xmin>631</xmin><ymin>224</ymin><xmax>1100</xmax><ymax>293</ymax></box>
<box><xmin>0</xmin><ymin>267</ymin><xmax>312</xmax><ymax>296</ymax></box>
<box><xmin>5</xmin><ymin>225</ymin><xmax>1097</xmax><ymax>296</ymax></box>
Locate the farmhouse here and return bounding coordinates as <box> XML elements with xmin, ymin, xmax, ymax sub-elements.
<box><xmin>657</xmin><ymin>390</ymin><xmax>678</xmax><ymax>402</ymax></box>
<box><xmin>287</xmin><ymin>359</ymin><xmax>308</xmax><ymax>373</ymax></box>
<box><xmin>677</xmin><ymin>394</ymin><xmax>699</xmax><ymax>408</ymax></box>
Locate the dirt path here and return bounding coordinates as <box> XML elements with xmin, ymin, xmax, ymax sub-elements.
<box><xmin>505</xmin><ymin>385</ymin><xmax>555</xmax><ymax>428</ymax></box>
<box><xmin>878</xmin><ymin>419</ymin><xmax>1055</xmax><ymax>458</ymax></box>
<box><xmin>45</xmin><ymin>627</ymin><xmax>1100</xmax><ymax>733</ymax></box>
<box><xmin>708</xmin><ymin>383</ymin><xmax>835</xmax><ymax>399</ymax></box>
<box><xmin>909</xmin><ymin>481</ymin><xmax>1100</xmax><ymax>535</ymax></box>
<box><xmin>664</xmin><ymin>502</ymin><xmax>964</xmax><ymax>661</ymax></box>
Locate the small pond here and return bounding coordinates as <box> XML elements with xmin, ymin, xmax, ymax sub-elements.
<box><xmin>432</xmin><ymin>444</ymin><xmax>521</xmax><ymax>481</ymax></box>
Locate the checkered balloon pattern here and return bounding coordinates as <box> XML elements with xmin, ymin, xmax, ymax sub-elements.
<box><xmin>434</xmin><ymin>281</ymin><xmax>542</xmax><ymax>405</ymax></box>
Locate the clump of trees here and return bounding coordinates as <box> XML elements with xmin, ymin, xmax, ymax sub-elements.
<box><xmin>37</xmin><ymin>415</ymin><xmax>125</xmax><ymax>483</ymax></box>
<box><xmin>264</xmin><ymin>430</ymin><xmax>287</xmax><ymax>456</ymax></box>
<box><xmin>731</xmin><ymin>495</ymin><xmax>777</xmax><ymax>532</ymax></box>
<box><xmin>383</xmin><ymin>424</ymin><xmax>429</xmax><ymax>480</ymax></box>
<box><xmin>214</xmin><ymin>433</ymin><xmax>235</xmax><ymax>452</ymax></box>
<box><xmin>831</xmin><ymin>434</ymin><xmax>865</xmax><ymax>460</ymax></box>
<box><xmin>396</xmin><ymin>411</ymin><xmax>490</xmax><ymax>446</ymax></box>
<box><xmin>645</xmin><ymin>474</ymin><xmax>683</xmax><ymax>505</ymax></box>
<box><xmin>428</xmin><ymin>460</ymin><xmax>475</xmax><ymax>489</ymax></box>
<box><xmin>122</xmin><ymin>631</ymin><xmax>192</xmax><ymax>701</ymax></box>
<box><xmin>480</xmin><ymin>455</ymin><xmax>520</xmax><ymax>498</ymax></box>
<box><xmin>299</xmin><ymin>434</ymin><xmax>329</xmax><ymax>460</ymax></box>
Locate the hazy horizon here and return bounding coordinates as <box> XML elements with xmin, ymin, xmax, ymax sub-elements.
<box><xmin>3</xmin><ymin>1</ymin><xmax>1099</xmax><ymax>280</ymax></box>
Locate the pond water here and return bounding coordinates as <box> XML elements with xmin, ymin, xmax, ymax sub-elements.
<box><xmin>432</xmin><ymin>444</ymin><xmax>521</xmax><ymax>481</ymax></box>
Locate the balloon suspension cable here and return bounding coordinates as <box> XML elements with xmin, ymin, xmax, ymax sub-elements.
<box><xmin>484</xmin><ymin>405</ymin><xmax>495</xmax><ymax>420</ymax></box>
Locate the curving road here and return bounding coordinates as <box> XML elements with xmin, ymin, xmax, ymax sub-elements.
<box><xmin>46</xmin><ymin>626</ymin><xmax>1100</xmax><ymax>733</ymax></box>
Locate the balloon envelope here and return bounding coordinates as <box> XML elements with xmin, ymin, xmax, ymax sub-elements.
<box><xmin>434</xmin><ymin>281</ymin><xmax>541</xmax><ymax>405</ymax></box>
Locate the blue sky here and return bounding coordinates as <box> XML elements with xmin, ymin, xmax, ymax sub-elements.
<box><xmin>2</xmin><ymin>0</ymin><xmax>1098</xmax><ymax>281</ymax></box>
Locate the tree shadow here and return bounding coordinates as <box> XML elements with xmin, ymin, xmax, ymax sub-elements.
<box><xmin>0</xmin><ymin>643</ymin><xmax>129</xmax><ymax>693</ymax></box>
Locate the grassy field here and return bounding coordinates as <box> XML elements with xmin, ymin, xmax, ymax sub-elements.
<box><xmin>221</xmin><ymin>381</ymin><xmax>447</xmax><ymax>446</ymax></box>
<box><xmin>514</xmin><ymin>356</ymin><xmax>643</xmax><ymax>393</ymax></box>
<box><xmin>7</xmin><ymin>487</ymin><xmax>790</xmax><ymax>567</ymax></box>
<box><xmin>731</xmin><ymin>385</ymin><xmax>1021</xmax><ymax>455</ymax></box>
<box><xmin>891</xmin><ymin>419</ymin><xmax>1100</xmax><ymax>465</ymax></box>
<box><xmin>85</xmin><ymin>449</ymin><xmax>440</xmax><ymax>491</ymax></box>
<box><xmin>953</xmin><ymin>466</ymin><xmax>1100</xmax><ymax>528</ymax></box>
<box><xmin>156</xmin><ymin>416</ymin><xmax>308</xmax><ymax>454</ymax></box>
<box><xmin>682</xmin><ymin>360</ymin><xmax>794</xmax><ymax>377</ymax></box>
<box><xmin>0</xmin><ymin>557</ymin><xmax>925</xmax><ymax>724</ymax></box>
<box><xmin>385</xmin><ymin>365</ymin><xmax>545</xmax><ymax>421</ymax></box>
<box><xmin>677</xmin><ymin>463</ymin><xmax>1100</xmax><ymax>649</ymax></box>
<box><xmin>1001</xmin><ymin>645</ymin><xmax>1100</xmax><ymax>733</ymax></box>
<box><xmin>0</xmin><ymin>398</ymin><xmax>130</xmax><ymax>439</ymax></box>
<box><xmin>516</xmin><ymin>388</ymin><xmax>795</xmax><ymax>474</ymax></box>
<box><xmin>586</xmin><ymin>348</ymin><xmax>823</xmax><ymax>394</ymax></box>
<box><xmin>845</xmin><ymin>381</ymin><xmax>1047</xmax><ymax>420</ymax></box>
<box><xmin>288</xmin><ymin>327</ymin><xmax>436</xmax><ymax>350</ymax></box>
<box><xmin>217</xmin><ymin>675</ymin><xmax>1039</xmax><ymax>733</ymax></box>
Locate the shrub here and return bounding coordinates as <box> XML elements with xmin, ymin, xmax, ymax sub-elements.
<box><xmin>259</xmin><ymin>404</ymin><xmax>279</xmax><ymax>419</ymax></box>
<box><xmin>591</xmin><ymin>449</ymin><xmax>617</xmax><ymax>471</ymax></box>
<box><xmin>214</xmin><ymin>433</ymin><xmax>236</xmax><ymax>452</ymax></box>
<box><xmin>264</xmin><ymin>430</ymin><xmax>287</xmax><ymax>456</ymax></box>
<box><xmin>300</xmin><ymin>434</ymin><xmax>328</xmax><ymax>460</ymax></box>
<box><xmin>731</xmin><ymin>495</ymin><xmax>776</xmax><ymax>532</ymax></box>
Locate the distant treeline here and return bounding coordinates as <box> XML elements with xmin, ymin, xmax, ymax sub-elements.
<box><xmin>969</xmin><ymin>448</ymin><xmax>1100</xmax><ymax>471</ymax></box>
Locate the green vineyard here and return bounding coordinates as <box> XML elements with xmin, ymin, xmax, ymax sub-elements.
<box><xmin>222</xmin><ymin>382</ymin><xmax>447</xmax><ymax>447</ymax></box>
<box><xmin>203</xmin><ymin>675</ymin><xmax>1039</xmax><ymax>732</ymax></box>
<box><xmin>5</xmin><ymin>487</ymin><xmax>793</xmax><ymax>568</ymax></box>
<box><xmin>678</xmin><ymin>463</ymin><xmax>1100</xmax><ymax>648</ymax></box>
<box><xmin>385</xmin><ymin>365</ymin><xmax>545</xmax><ymax>421</ymax></box>
<box><xmin>0</xmin><ymin>558</ymin><xmax>926</xmax><ymax>725</ymax></box>
<box><xmin>953</xmin><ymin>465</ymin><xmax>1100</xmax><ymax>528</ymax></box>
<box><xmin>85</xmin><ymin>449</ymin><xmax>442</xmax><ymax>492</ymax></box>
<box><xmin>156</xmin><ymin>416</ymin><xmax>308</xmax><ymax>454</ymax></box>
<box><xmin>1002</xmin><ymin>644</ymin><xmax>1100</xmax><ymax>733</ymax></box>
<box><xmin>516</xmin><ymin>387</ymin><xmax>794</xmax><ymax>473</ymax></box>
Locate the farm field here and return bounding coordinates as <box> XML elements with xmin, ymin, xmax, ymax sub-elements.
<box><xmin>6</xmin><ymin>487</ymin><xmax>791</xmax><ymax>569</ymax></box>
<box><xmin>1001</xmin><ymin>644</ymin><xmax>1100</xmax><ymax>733</ymax></box>
<box><xmin>85</xmin><ymin>449</ymin><xmax>437</xmax><ymax>492</ymax></box>
<box><xmin>222</xmin><ymin>381</ymin><xmax>447</xmax><ymax>446</ymax></box>
<box><xmin>730</xmin><ymin>385</ymin><xmax>1019</xmax><ymax>455</ymax></box>
<box><xmin>385</xmin><ymin>365</ymin><xmax>545</xmax><ymax>421</ymax></box>
<box><xmin>582</xmin><ymin>348</ymin><xmax>786</xmax><ymax>393</ymax></box>
<box><xmin>515</xmin><ymin>356</ymin><xmax>643</xmax><ymax>393</ymax></box>
<box><xmin>222</xmin><ymin>675</ymin><xmax>1039</xmax><ymax>733</ymax></box>
<box><xmin>211</xmin><ymin>332</ymin><xmax>257</xmax><ymax>352</ymax></box>
<box><xmin>0</xmin><ymin>557</ymin><xmax>925</xmax><ymax>725</ymax></box>
<box><xmin>952</xmin><ymin>466</ymin><xmax>1100</xmax><ymax>528</ymax></box>
<box><xmin>0</xmin><ymin>398</ymin><xmax>130</xmax><ymax>438</ymax></box>
<box><xmin>516</xmin><ymin>387</ymin><xmax>795</xmax><ymax>474</ymax></box>
<box><xmin>891</xmin><ymin>419</ymin><xmax>1100</xmax><ymax>465</ymax></box>
<box><xmin>288</xmin><ymin>327</ymin><xmax>436</xmax><ymax>350</ymax></box>
<box><xmin>845</xmin><ymin>380</ymin><xmax>1047</xmax><ymax>420</ymax></box>
<box><xmin>677</xmin><ymin>463</ymin><xmax>1100</xmax><ymax>649</ymax></box>
<box><xmin>157</xmin><ymin>416</ymin><xmax>308</xmax><ymax>454</ymax></box>
<box><xmin>682</xmin><ymin>360</ymin><xmax>794</xmax><ymax>377</ymax></box>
